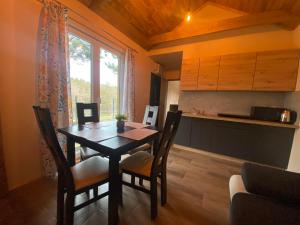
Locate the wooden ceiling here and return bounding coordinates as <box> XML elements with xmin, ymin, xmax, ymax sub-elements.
<box><xmin>79</xmin><ymin>0</ymin><xmax>300</xmax><ymax>49</ymax></box>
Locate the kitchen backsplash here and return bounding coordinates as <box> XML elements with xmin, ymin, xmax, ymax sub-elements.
<box><xmin>179</xmin><ymin>91</ymin><xmax>286</xmax><ymax>116</ymax></box>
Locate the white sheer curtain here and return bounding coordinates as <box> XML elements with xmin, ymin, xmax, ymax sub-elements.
<box><xmin>121</xmin><ymin>48</ymin><xmax>135</xmax><ymax>121</ymax></box>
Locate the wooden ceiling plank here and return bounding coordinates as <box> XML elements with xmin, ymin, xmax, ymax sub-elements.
<box><xmin>79</xmin><ymin>0</ymin><xmax>95</xmax><ymax>7</ymax></box>
<box><xmin>210</xmin><ymin>0</ymin><xmax>299</xmax><ymax>14</ymax></box>
<box><xmin>148</xmin><ymin>10</ymin><xmax>300</xmax><ymax>47</ymax></box>
<box><xmin>89</xmin><ymin>1</ymin><xmax>150</xmax><ymax>49</ymax></box>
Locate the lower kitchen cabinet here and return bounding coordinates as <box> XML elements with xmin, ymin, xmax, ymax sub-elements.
<box><xmin>251</xmin><ymin>126</ymin><xmax>294</xmax><ymax>168</ymax></box>
<box><xmin>211</xmin><ymin>122</ymin><xmax>255</xmax><ymax>161</ymax></box>
<box><xmin>190</xmin><ymin>119</ymin><xmax>212</xmax><ymax>150</ymax></box>
<box><xmin>174</xmin><ymin>116</ymin><xmax>192</xmax><ymax>146</ymax></box>
<box><xmin>174</xmin><ymin>116</ymin><xmax>295</xmax><ymax>168</ymax></box>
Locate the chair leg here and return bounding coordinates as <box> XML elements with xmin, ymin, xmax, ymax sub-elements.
<box><xmin>161</xmin><ymin>170</ymin><xmax>167</xmax><ymax>206</ymax></box>
<box><xmin>65</xmin><ymin>192</ymin><xmax>75</xmax><ymax>225</ymax></box>
<box><xmin>139</xmin><ymin>178</ymin><xmax>144</xmax><ymax>186</ymax></box>
<box><xmin>150</xmin><ymin>178</ymin><xmax>158</xmax><ymax>220</ymax></box>
<box><xmin>131</xmin><ymin>175</ymin><xmax>135</xmax><ymax>185</ymax></box>
<box><xmin>57</xmin><ymin>174</ymin><xmax>64</xmax><ymax>225</ymax></box>
<box><xmin>93</xmin><ymin>187</ymin><xmax>98</xmax><ymax>198</ymax></box>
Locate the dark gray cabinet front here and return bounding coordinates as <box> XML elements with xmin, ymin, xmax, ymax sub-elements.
<box><xmin>174</xmin><ymin>116</ymin><xmax>192</xmax><ymax>146</ymax></box>
<box><xmin>174</xmin><ymin>116</ymin><xmax>295</xmax><ymax>168</ymax></box>
<box><xmin>190</xmin><ymin>119</ymin><xmax>212</xmax><ymax>150</ymax></box>
<box><xmin>211</xmin><ymin>123</ymin><xmax>255</xmax><ymax>161</ymax></box>
<box><xmin>250</xmin><ymin>126</ymin><xmax>294</xmax><ymax>167</ymax></box>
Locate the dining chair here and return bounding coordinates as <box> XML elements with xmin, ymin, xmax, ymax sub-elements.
<box><xmin>128</xmin><ymin>105</ymin><xmax>159</xmax><ymax>155</ymax></box>
<box><xmin>120</xmin><ymin>110</ymin><xmax>182</xmax><ymax>219</ymax></box>
<box><xmin>33</xmin><ymin>106</ymin><xmax>110</xmax><ymax>225</ymax></box>
<box><xmin>76</xmin><ymin>102</ymin><xmax>104</xmax><ymax>161</ymax></box>
<box><xmin>143</xmin><ymin>105</ymin><xmax>159</xmax><ymax>126</ymax></box>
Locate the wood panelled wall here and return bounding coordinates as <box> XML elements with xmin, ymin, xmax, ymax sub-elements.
<box><xmin>181</xmin><ymin>49</ymin><xmax>300</xmax><ymax>92</ymax></box>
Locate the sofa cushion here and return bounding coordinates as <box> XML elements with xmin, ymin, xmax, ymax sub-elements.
<box><xmin>230</xmin><ymin>192</ymin><xmax>300</xmax><ymax>225</ymax></box>
<box><xmin>241</xmin><ymin>162</ymin><xmax>300</xmax><ymax>204</ymax></box>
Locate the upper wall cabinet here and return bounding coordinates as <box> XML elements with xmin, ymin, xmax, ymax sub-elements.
<box><xmin>180</xmin><ymin>49</ymin><xmax>300</xmax><ymax>92</ymax></box>
<box><xmin>180</xmin><ymin>58</ymin><xmax>199</xmax><ymax>90</ymax></box>
<box><xmin>253</xmin><ymin>50</ymin><xmax>300</xmax><ymax>91</ymax></box>
<box><xmin>218</xmin><ymin>53</ymin><xmax>256</xmax><ymax>91</ymax></box>
<box><xmin>197</xmin><ymin>56</ymin><xmax>220</xmax><ymax>90</ymax></box>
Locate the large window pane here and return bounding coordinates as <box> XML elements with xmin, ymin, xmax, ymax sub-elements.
<box><xmin>68</xmin><ymin>34</ymin><xmax>92</xmax><ymax>123</ymax></box>
<box><xmin>100</xmin><ymin>49</ymin><xmax>119</xmax><ymax>121</ymax></box>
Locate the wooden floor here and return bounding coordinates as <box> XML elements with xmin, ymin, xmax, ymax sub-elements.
<box><xmin>0</xmin><ymin>148</ymin><xmax>242</xmax><ymax>225</ymax></box>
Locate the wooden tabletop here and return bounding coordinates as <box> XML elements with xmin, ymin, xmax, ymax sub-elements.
<box><xmin>58</xmin><ymin>121</ymin><xmax>159</xmax><ymax>155</ymax></box>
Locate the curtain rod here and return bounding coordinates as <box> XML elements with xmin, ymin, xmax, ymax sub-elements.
<box><xmin>36</xmin><ymin>0</ymin><xmax>138</xmax><ymax>53</ymax></box>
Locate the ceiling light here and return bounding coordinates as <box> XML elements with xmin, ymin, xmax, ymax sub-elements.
<box><xmin>186</xmin><ymin>12</ymin><xmax>191</xmax><ymax>22</ymax></box>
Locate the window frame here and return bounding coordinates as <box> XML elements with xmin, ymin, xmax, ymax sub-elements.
<box><xmin>68</xmin><ymin>25</ymin><xmax>125</xmax><ymax>121</ymax></box>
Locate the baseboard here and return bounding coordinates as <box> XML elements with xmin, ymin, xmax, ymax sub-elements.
<box><xmin>173</xmin><ymin>144</ymin><xmax>245</xmax><ymax>164</ymax></box>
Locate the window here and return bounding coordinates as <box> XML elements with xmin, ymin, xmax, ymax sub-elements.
<box><xmin>68</xmin><ymin>31</ymin><xmax>123</xmax><ymax>123</ymax></box>
<box><xmin>100</xmin><ymin>49</ymin><xmax>120</xmax><ymax>121</ymax></box>
<box><xmin>68</xmin><ymin>34</ymin><xmax>92</xmax><ymax>123</ymax></box>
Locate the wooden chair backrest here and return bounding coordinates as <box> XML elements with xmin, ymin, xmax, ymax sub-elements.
<box><xmin>76</xmin><ymin>103</ymin><xmax>99</xmax><ymax>125</ymax></box>
<box><xmin>33</xmin><ymin>106</ymin><xmax>72</xmax><ymax>182</ymax></box>
<box><xmin>151</xmin><ymin>110</ymin><xmax>182</xmax><ymax>175</ymax></box>
<box><xmin>143</xmin><ymin>105</ymin><xmax>159</xmax><ymax>126</ymax></box>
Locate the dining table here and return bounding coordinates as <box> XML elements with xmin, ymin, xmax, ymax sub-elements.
<box><xmin>57</xmin><ymin>121</ymin><xmax>160</xmax><ymax>225</ymax></box>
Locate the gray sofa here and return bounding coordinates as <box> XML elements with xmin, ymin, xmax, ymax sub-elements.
<box><xmin>229</xmin><ymin>162</ymin><xmax>300</xmax><ymax>225</ymax></box>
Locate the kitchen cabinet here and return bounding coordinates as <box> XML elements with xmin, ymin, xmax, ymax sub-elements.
<box><xmin>211</xmin><ymin>122</ymin><xmax>255</xmax><ymax>161</ymax></box>
<box><xmin>174</xmin><ymin>116</ymin><xmax>192</xmax><ymax>146</ymax></box>
<box><xmin>197</xmin><ymin>56</ymin><xmax>220</xmax><ymax>90</ymax></box>
<box><xmin>253</xmin><ymin>50</ymin><xmax>300</xmax><ymax>91</ymax></box>
<box><xmin>180</xmin><ymin>58</ymin><xmax>199</xmax><ymax>90</ymax></box>
<box><xmin>174</xmin><ymin>116</ymin><xmax>295</xmax><ymax>168</ymax></box>
<box><xmin>190</xmin><ymin>118</ymin><xmax>212</xmax><ymax>150</ymax></box>
<box><xmin>180</xmin><ymin>49</ymin><xmax>300</xmax><ymax>92</ymax></box>
<box><xmin>251</xmin><ymin>126</ymin><xmax>294</xmax><ymax>166</ymax></box>
<box><xmin>218</xmin><ymin>53</ymin><xmax>256</xmax><ymax>90</ymax></box>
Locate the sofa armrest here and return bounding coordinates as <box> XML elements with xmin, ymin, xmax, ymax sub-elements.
<box><xmin>241</xmin><ymin>162</ymin><xmax>300</xmax><ymax>204</ymax></box>
<box><xmin>230</xmin><ymin>193</ymin><xmax>300</xmax><ymax>225</ymax></box>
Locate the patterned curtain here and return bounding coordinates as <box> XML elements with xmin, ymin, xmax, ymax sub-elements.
<box><xmin>36</xmin><ymin>0</ymin><xmax>71</xmax><ymax>177</ymax></box>
<box><xmin>121</xmin><ymin>48</ymin><xmax>135</xmax><ymax>121</ymax></box>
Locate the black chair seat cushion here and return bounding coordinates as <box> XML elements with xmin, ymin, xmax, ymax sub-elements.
<box><xmin>241</xmin><ymin>162</ymin><xmax>300</xmax><ymax>204</ymax></box>
<box><xmin>230</xmin><ymin>192</ymin><xmax>300</xmax><ymax>225</ymax></box>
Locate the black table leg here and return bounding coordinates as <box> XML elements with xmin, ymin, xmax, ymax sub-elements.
<box><xmin>67</xmin><ymin>137</ymin><xmax>76</xmax><ymax>166</ymax></box>
<box><xmin>108</xmin><ymin>153</ymin><xmax>120</xmax><ymax>225</ymax></box>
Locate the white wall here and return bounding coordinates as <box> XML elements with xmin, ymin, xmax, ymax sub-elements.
<box><xmin>285</xmin><ymin>91</ymin><xmax>300</xmax><ymax>172</ymax></box>
<box><xmin>0</xmin><ymin>0</ymin><xmax>43</xmax><ymax>190</ymax></box>
<box><xmin>285</xmin><ymin>26</ymin><xmax>300</xmax><ymax>172</ymax></box>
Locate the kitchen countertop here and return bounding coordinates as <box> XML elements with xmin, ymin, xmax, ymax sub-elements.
<box><xmin>183</xmin><ymin>113</ymin><xmax>299</xmax><ymax>129</ymax></box>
